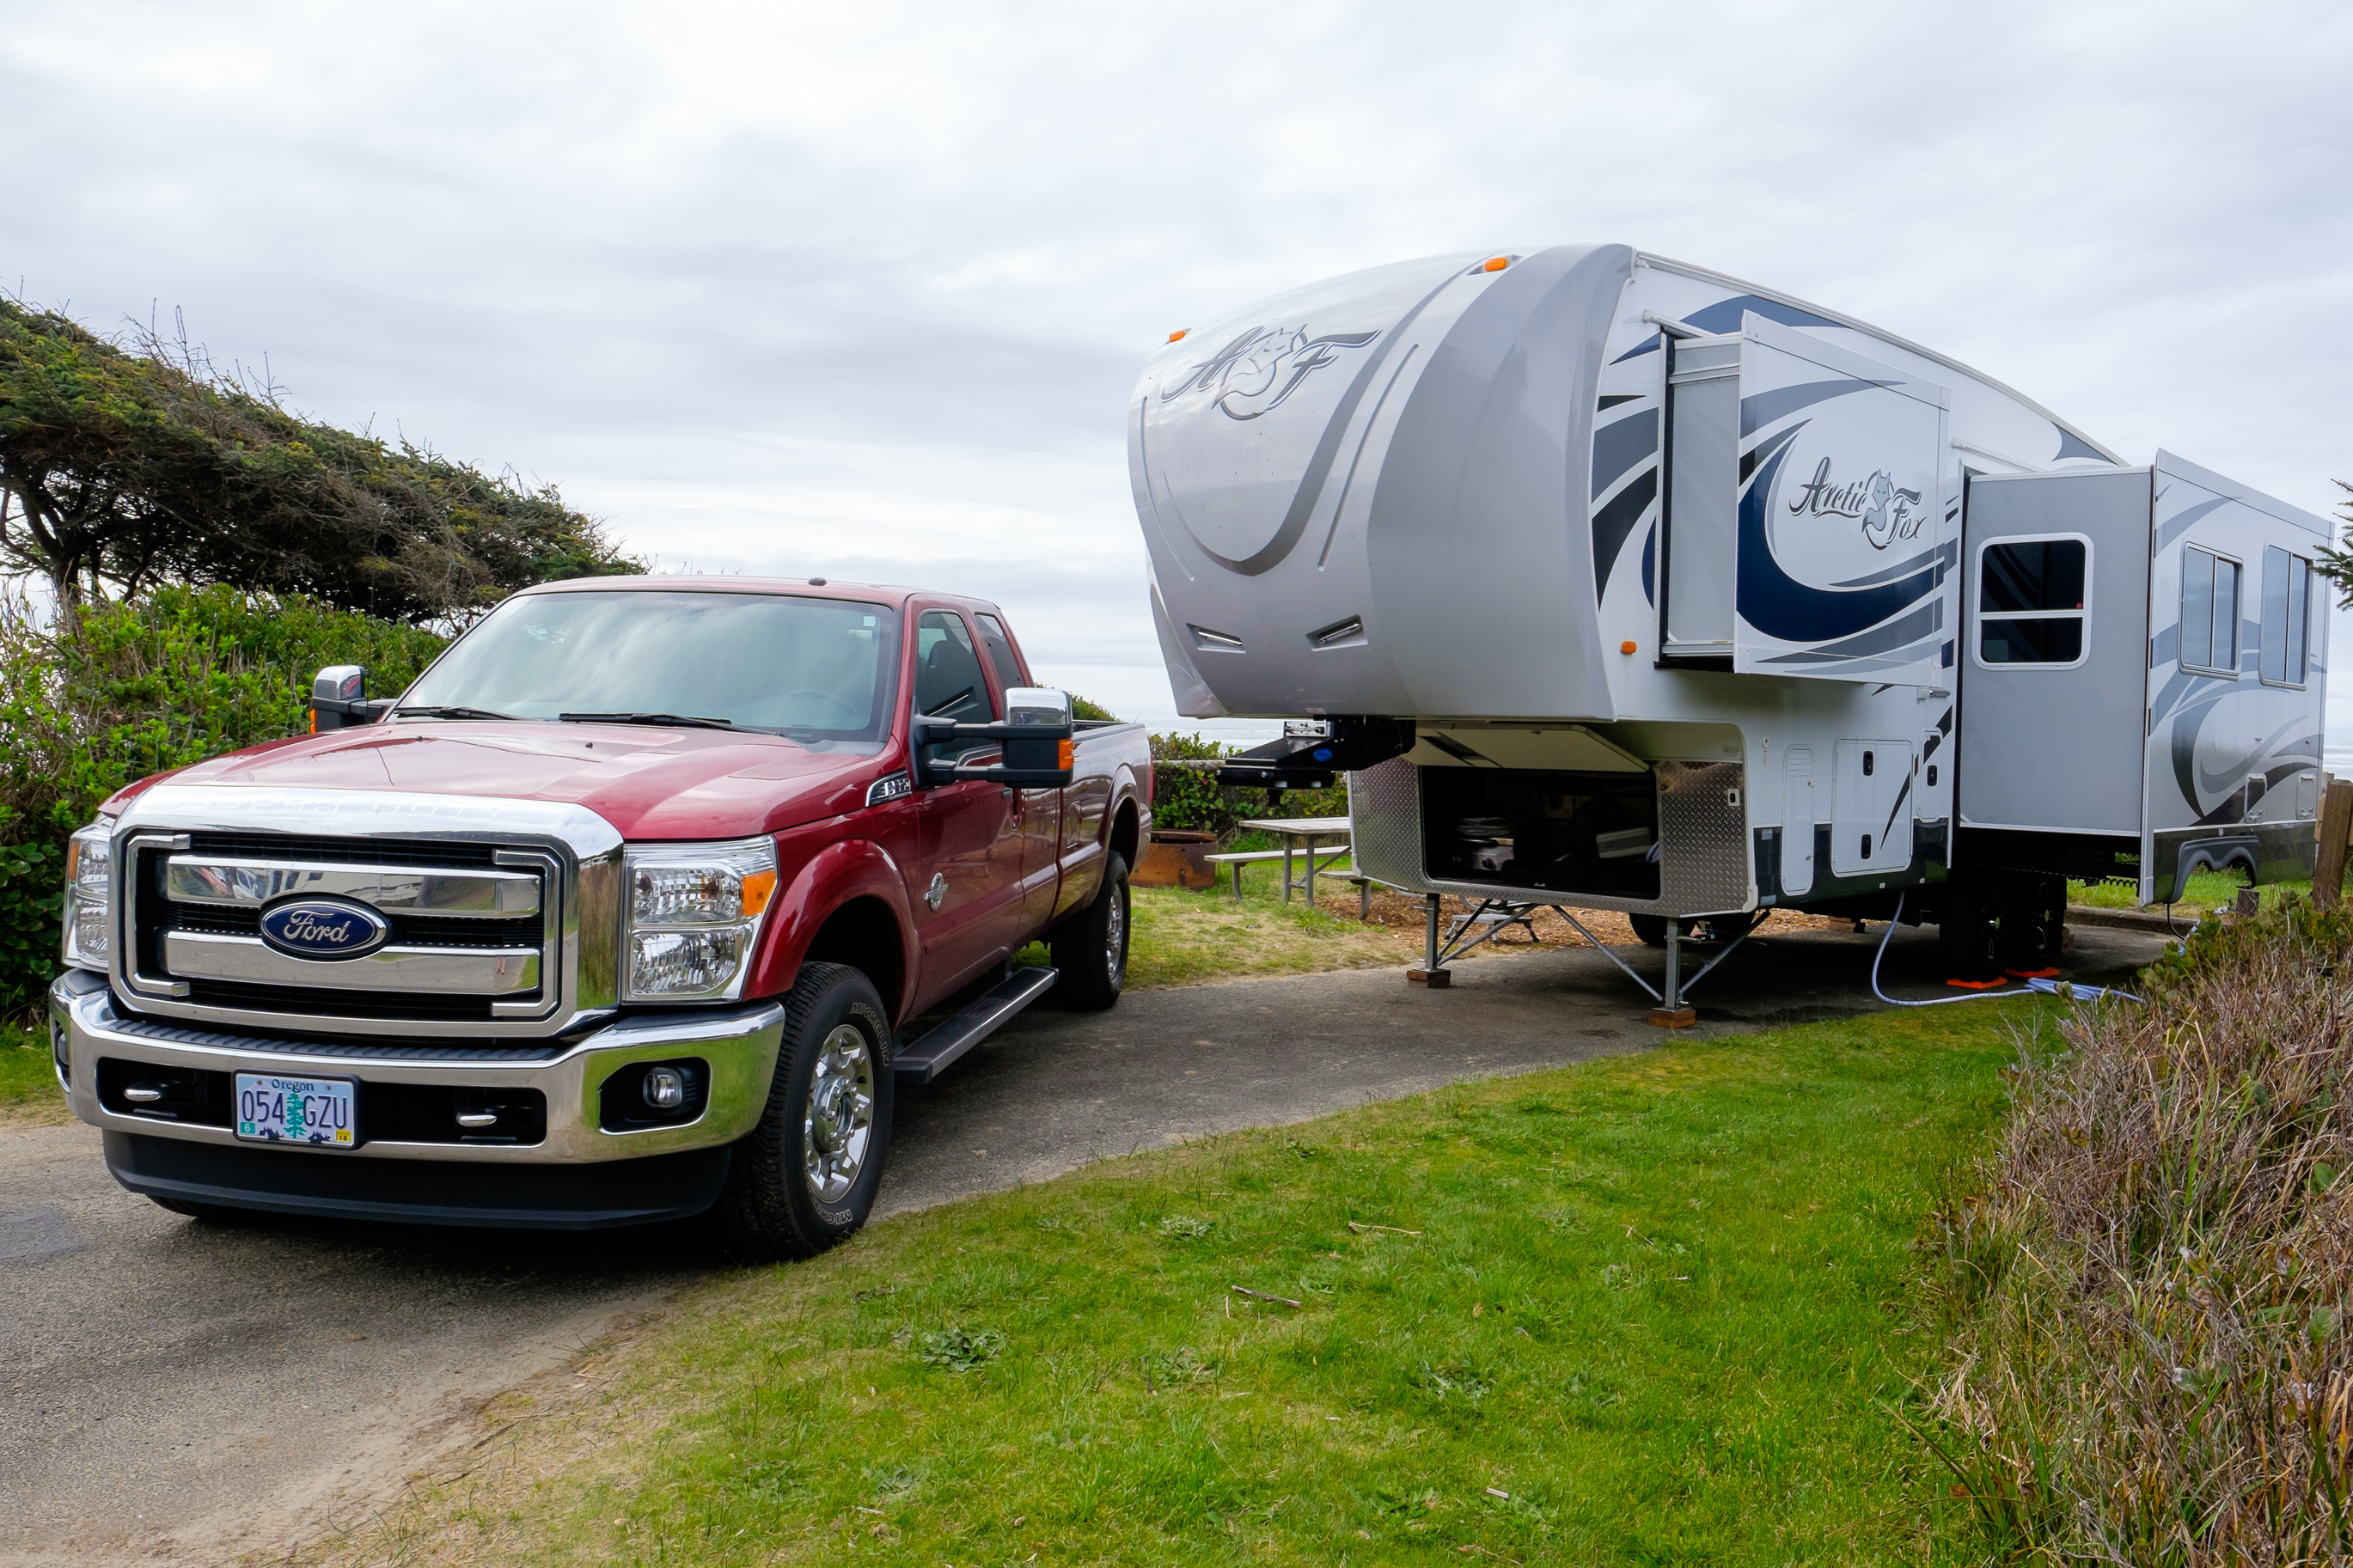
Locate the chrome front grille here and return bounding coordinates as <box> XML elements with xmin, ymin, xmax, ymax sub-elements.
<box><xmin>125</xmin><ymin>833</ymin><xmax>554</xmax><ymax>1024</ymax></box>
<box><xmin>108</xmin><ymin>784</ymin><xmax>624</xmax><ymax>1040</ymax></box>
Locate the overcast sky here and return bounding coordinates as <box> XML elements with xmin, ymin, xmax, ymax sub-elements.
<box><xmin>6</xmin><ymin>1</ymin><xmax>2350</xmax><ymax>744</ymax></box>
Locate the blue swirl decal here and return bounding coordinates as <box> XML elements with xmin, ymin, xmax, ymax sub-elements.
<box><xmin>1739</xmin><ymin>436</ymin><xmax>1939</xmax><ymax>644</ymax></box>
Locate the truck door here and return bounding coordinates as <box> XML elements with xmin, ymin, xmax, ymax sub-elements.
<box><xmin>973</xmin><ymin>611</ymin><xmax>1068</xmax><ymax>927</ymax></box>
<box><xmin>1956</xmin><ymin>468</ymin><xmax>2151</xmax><ymax>839</ymax></box>
<box><xmin>909</xmin><ymin>609</ymin><xmax>1029</xmax><ymax>996</ymax></box>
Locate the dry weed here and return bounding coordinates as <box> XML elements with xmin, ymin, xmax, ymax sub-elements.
<box><xmin>1925</xmin><ymin>899</ymin><xmax>2353</xmax><ymax>1564</ymax></box>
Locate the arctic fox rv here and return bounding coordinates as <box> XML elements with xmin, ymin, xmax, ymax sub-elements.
<box><xmin>1128</xmin><ymin>245</ymin><xmax>2329</xmax><ymax>1004</ymax></box>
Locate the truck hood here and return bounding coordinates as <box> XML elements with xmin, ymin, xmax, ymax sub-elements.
<box><xmin>137</xmin><ymin>723</ymin><xmax>881</xmax><ymax>841</ymax></box>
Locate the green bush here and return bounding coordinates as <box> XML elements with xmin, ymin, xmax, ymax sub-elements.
<box><xmin>0</xmin><ymin>839</ymin><xmax>61</xmax><ymax>1017</ymax></box>
<box><xmin>0</xmin><ymin>584</ymin><xmax>445</xmax><ymax>1015</ymax></box>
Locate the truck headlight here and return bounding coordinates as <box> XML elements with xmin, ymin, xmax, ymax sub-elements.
<box><xmin>621</xmin><ymin>839</ymin><xmax>779</xmax><ymax>1001</ymax></box>
<box><xmin>61</xmin><ymin>822</ymin><xmax>113</xmax><ymax>972</ymax></box>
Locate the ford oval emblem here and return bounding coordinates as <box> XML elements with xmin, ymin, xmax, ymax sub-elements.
<box><xmin>259</xmin><ymin>898</ymin><xmax>390</xmax><ymax>961</ymax></box>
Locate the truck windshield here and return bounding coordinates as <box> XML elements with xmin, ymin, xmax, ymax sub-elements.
<box><xmin>396</xmin><ymin>591</ymin><xmax>901</xmax><ymax>748</ymax></box>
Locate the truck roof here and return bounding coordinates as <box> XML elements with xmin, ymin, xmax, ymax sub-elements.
<box><xmin>515</xmin><ymin>574</ymin><xmax>1000</xmax><ymax>615</ymax></box>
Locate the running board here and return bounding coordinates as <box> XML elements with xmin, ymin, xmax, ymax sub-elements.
<box><xmin>892</xmin><ymin>966</ymin><xmax>1059</xmax><ymax>1085</ymax></box>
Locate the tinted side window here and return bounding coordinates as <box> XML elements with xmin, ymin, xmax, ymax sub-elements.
<box><xmin>2180</xmin><ymin>546</ymin><xmax>2240</xmax><ymax>675</ymax></box>
<box><xmin>1979</xmin><ymin>540</ymin><xmax>2085</xmax><ymax>613</ymax></box>
<box><xmin>2261</xmin><ymin>546</ymin><xmax>2313</xmax><ymax>687</ymax></box>
<box><xmin>914</xmin><ymin>611</ymin><xmax>995</xmax><ymax>766</ymax></box>
<box><xmin>974</xmin><ymin>613</ymin><xmax>1025</xmax><ymax>692</ymax></box>
<box><xmin>1976</xmin><ymin>537</ymin><xmax>2088</xmax><ymax>667</ymax></box>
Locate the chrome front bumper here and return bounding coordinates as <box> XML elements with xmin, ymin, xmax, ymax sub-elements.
<box><xmin>49</xmin><ymin>970</ymin><xmax>784</xmax><ymax>1165</ymax></box>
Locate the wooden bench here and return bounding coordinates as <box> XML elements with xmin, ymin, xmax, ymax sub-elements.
<box><xmin>1198</xmin><ymin>854</ymin><xmax>1393</xmax><ymax>922</ymax></box>
<box><xmin>1340</xmin><ymin>872</ymin><xmax>1388</xmax><ymax>920</ymax></box>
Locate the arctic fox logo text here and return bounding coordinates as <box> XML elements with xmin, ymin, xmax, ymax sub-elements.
<box><xmin>1787</xmin><ymin>457</ymin><xmax>1925</xmax><ymax>550</ymax></box>
<box><xmin>1160</xmin><ymin>323</ymin><xmax>1379</xmax><ymax>421</ymax></box>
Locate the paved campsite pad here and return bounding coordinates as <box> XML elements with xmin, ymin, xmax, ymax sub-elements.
<box><xmin>0</xmin><ymin>921</ymin><xmax>2164</xmax><ymax>1565</ymax></box>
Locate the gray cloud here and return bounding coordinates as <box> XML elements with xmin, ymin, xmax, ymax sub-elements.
<box><xmin>3</xmin><ymin>0</ymin><xmax>2349</xmax><ymax>735</ymax></box>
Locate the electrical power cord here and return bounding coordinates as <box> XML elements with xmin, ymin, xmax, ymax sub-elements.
<box><xmin>1868</xmin><ymin>891</ymin><xmax>2143</xmax><ymax>1008</ymax></box>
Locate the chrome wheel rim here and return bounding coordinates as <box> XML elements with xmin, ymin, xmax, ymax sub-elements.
<box><xmin>803</xmin><ymin>1022</ymin><xmax>876</xmax><ymax>1204</ymax></box>
<box><xmin>1105</xmin><ymin>882</ymin><xmax>1128</xmax><ymax>984</ymax></box>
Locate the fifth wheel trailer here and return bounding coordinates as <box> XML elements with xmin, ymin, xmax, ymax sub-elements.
<box><xmin>1127</xmin><ymin>244</ymin><xmax>2330</xmax><ymax>993</ymax></box>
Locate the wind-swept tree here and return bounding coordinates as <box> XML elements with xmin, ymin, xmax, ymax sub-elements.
<box><xmin>0</xmin><ymin>298</ymin><xmax>639</xmax><ymax>620</ymax></box>
<box><xmin>2319</xmin><ymin>480</ymin><xmax>2353</xmax><ymax>608</ymax></box>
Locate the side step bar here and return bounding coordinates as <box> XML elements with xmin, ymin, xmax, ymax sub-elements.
<box><xmin>892</xmin><ymin>966</ymin><xmax>1059</xmax><ymax>1085</ymax></box>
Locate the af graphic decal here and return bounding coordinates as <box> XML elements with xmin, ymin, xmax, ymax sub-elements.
<box><xmin>1159</xmin><ymin>323</ymin><xmax>1380</xmax><ymax>421</ymax></box>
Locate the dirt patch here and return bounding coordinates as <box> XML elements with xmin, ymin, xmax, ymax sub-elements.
<box><xmin>1350</xmin><ymin>885</ymin><xmax>1855</xmax><ymax>952</ymax></box>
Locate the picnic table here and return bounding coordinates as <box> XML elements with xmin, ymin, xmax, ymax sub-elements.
<box><xmin>1233</xmin><ymin>815</ymin><xmax>1354</xmax><ymax>907</ymax></box>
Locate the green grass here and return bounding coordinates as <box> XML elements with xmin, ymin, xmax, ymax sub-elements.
<box><xmin>1</xmin><ymin>1021</ymin><xmax>59</xmax><ymax>1117</ymax></box>
<box><xmin>1015</xmin><ymin>850</ymin><xmax>1420</xmax><ymax>991</ymax></box>
<box><xmin>2068</xmin><ymin>868</ymin><xmax>2311</xmax><ymax>912</ymax></box>
<box><xmin>359</xmin><ymin>1004</ymin><xmax>2049</xmax><ymax>1565</ymax></box>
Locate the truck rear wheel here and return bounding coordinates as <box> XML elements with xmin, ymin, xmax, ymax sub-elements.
<box><xmin>1051</xmin><ymin>851</ymin><xmax>1129</xmax><ymax>1011</ymax></box>
<box><xmin>712</xmin><ymin>961</ymin><xmax>894</xmax><ymax>1261</ymax></box>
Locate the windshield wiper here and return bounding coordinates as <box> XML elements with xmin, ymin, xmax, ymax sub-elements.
<box><xmin>558</xmin><ymin>711</ymin><xmax>739</xmax><ymax>731</ymax></box>
<box><xmin>393</xmin><ymin>705</ymin><xmax>519</xmax><ymax>722</ymax></box>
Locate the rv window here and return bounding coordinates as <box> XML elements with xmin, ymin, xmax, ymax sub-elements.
<box><xmin>2179</xmin><ymin>546</ymin><xmax>2241</xmax><ymax>676</ymax></box>
<box><xmin>2259</xmin><ymin>546</ymin><xmax>2312</xmax><ymax>687</ymax></box>
<box><xmin>1975</xmin><ymin>536</ymin><xmax>2087</xmax><ymax>667</ymax></box>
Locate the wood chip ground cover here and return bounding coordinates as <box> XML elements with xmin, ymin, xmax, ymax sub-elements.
<box><xmin>298</xmin><ymin>1003</ymin><xmax>2050</xmax><ymax>1566</ymax></box>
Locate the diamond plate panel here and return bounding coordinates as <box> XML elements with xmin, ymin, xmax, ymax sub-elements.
<box><xmin>1656</xmin><ymin>760</ymin><xmax>1752</xmax><ymax>915</ymax></box>
<box><xmin>1347</xmin><ymin>757</ymin><xmax>1432</xmax><ymax>893</ymax></box>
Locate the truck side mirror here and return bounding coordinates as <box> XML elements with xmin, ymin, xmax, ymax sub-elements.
<box><xmin>310</xmin><ymin>665</ymin><xmax>391</xmax><ymax>732</ymax></box>
<box><xmin>912</xmin><ymin>687</ymin><xmax>1076</xmax><ymax>788</ymax></box>
<box><xmin>1003</xmin><ymin>686</ymin><xmax>1072</xmax><ymax>730</ymax></box>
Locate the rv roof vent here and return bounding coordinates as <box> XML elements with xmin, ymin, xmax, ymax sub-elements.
<box><xmin>1189</xmin><ymin>624</ymin><xmax>1246</xmax><ymax>654</ymax></box>
<box><xmin>1306</xmin><ymin>614</ymin><xmax>1366</xmax><ymax>650</ymax></box>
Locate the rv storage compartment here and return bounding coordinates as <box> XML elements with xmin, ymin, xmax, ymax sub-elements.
<box><xmin>1420</xmin><ymin>768</ymin><xmax>1660</xmax><ymax>900</ymax></box>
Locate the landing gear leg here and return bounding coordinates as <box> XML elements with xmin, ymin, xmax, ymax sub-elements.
<box><xmin>1409</xmin><ymin>894</ymin><xmax>1452</xmax><ymax>988</ymax></box>
<box><xmin>1650</xmin><ymin>922</ymin><xmax>1696</xmax><ymax>1028</ymax></box>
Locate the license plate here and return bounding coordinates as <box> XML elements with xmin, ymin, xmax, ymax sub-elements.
<box><xmin>234</xmin><ymin>1073</ymin><xmax>357</xmax><ymax>1148</ymax></box>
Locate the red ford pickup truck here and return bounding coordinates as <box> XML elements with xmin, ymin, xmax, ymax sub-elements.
<box><xmin>44</xmin><ymin>577</ymin><xmax>1153</xmax><ymax>1257</ymax></box>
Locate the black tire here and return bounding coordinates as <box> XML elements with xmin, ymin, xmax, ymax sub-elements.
<box><xmin>1629</xmin><ymin>914</ymin><xmax>1703</xmax><ymax>949</ymax></box>
<box><xmin>712</xmin><ymin>961</ymin><xmax>895</xmax><ymax>1262</ymax></box>
<box><xmin>1050</xmin><ymin>851</ymin><xmax>1130</xmax><ymax>1011</ymax></box>
<box><xmin>1997</xmin><ymin>874</ymin><xmax>2066</xmax><ymax>973</ymax></box>
<box><xmin>1695</xmin><ymin>910</ymin><xmax>1766</xmax><ymax>943</ymax></box>
<box><xmin>1936</xmin><ymin>876</ymin><xmax>2002</xmax><ymax>981</ymax></box>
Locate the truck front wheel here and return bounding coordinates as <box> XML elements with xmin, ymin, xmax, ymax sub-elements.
<box><xmin>1051</xmin><ymin>851</ymin><xmax>1129</xmax><ymax>1011</ymax></box>
<box><xmin>712</xmin><ymin>961</ymin><xmax>895</xmax><ymax>1260</ymax></box>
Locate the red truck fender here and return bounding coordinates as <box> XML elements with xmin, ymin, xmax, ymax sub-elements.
<box><xmin>748</xmin><ymin>830</ymin><xmax>920</xmax><ymax>1023</ymax></box>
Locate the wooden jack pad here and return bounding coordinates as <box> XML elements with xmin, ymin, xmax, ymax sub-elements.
<box><xmin>1647</xmin><ymin>1006</ymin><xmax>1697</xmax><ymax>1028</ymax></box>
<box><xmin>1408</xmin><ymin>967</ymin><xmax>1452</xmax><ymax>988</ymax></box>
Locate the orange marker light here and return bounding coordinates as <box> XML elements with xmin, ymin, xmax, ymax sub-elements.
<box><xmin>1620</xmin><ymin>640</ymin><xmax>1638</xmax><ymax>655</ymax></box>
<box><xmin>1169</xmin><ymin>328</ymin><xmax>1189</xmax><ymax>342</ymax></box>
<box><xmin>1057</xmin><ymin>738</ymin><xmax>1075</xmax><ymax>771</ymax></box>
<box><xmin>740</xmin><ymin>869</ymin><xmax>779</xmax><ymax>918</ymax></box>
<box><xmin>1483</xmin><ymin>256</ymin><xmax>1509</xmax><ymax>272</ymax></box>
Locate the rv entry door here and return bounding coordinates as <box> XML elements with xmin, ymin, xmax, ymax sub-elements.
<box><xmin>1957</xmin><ymin>468</ymin><xmax>2151</xmax><ymax>838</ymax></box>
